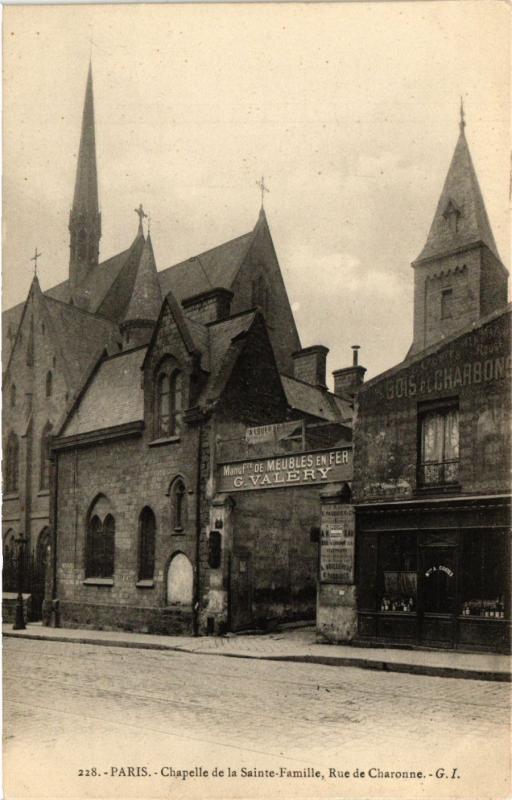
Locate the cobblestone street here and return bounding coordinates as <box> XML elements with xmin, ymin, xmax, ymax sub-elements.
<box><xmin>3</xmin><ymin>637</ymin><xmax>510</xmax><ymax>799</ymax></box>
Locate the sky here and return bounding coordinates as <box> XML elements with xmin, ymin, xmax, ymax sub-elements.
<box><xmin>3</xmin><ymin>2</ymin><xmax>510</xmax><ymax>383</ymax></box>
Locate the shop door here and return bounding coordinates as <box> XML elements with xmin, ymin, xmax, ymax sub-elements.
<box><xmin>230</xmin><ymin>552</ymin><xmax>252</xmax><ymax>632</ymax></box>
<box><xmin>420</xmin><ymin>546</ymin><xmax>457</xmax><ymax>647</ymax></box>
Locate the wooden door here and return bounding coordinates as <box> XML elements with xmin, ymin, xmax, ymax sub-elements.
<box><xmin>420</xmin><ymin>546</ymin><xmax>457</xmax><ymax>647</ymax></box>
<box><xmin>230</xmin><ymin>552</ymin><xmax>252</xmax><ymax>632</ymax></box>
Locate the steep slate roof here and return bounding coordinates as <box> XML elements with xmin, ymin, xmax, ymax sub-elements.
<box><xmin>415</xmin><ymin>123</ymin><xmax>499</xmax><ymax>263</ymax></box>
<box><xmin>122</xmin><ymin>235</ymin><xmax>162</xmax><ymax>325</ymax></box>
<box><xmin>43</xmin><ymin>295</ymin><xmax>119</xmax><ymax>385</ymax></box>
<box><xmin>62</xmin><ymin>347</ymin><xmax>147</xmax><ymax>436</ymax></box>
<box><xmin>157</xmin><ymin>230</ymin><xmax>255</xmax><ymax>302</ymax></box>
<box><xmin>201</xmin><ymin>311</ymin><xmax>257</xmax><ymax>402</ymax></box>
<box><xmin>280</xmin><ymin>375</ymin><xmax>352</xmax><ymax>424</ymax></box>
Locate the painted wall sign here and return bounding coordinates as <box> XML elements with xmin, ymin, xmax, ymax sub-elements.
<box><xmin>217</xmin><ymin>447</ymin><xmax>352</xmax><ymax>492</ymax></box>
<box><xmin>385</xmin><ymin>356</ymin><xmax>512</xmax><ymax>401</ymax></box>
<box><xmin>319</xmin><ymin>504</ymin><xmax>355</xmax><ymax>584</ymax></box>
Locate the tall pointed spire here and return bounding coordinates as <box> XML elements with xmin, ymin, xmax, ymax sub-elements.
<box><xmin>415</xmin><ymin>105</ymin><xmax>498</xmax><ymax>264</ymax></box>
<box><xmin>69</xmin><ymin>62</ymin><xmax>102</xmax><ymax>305</ymax></box>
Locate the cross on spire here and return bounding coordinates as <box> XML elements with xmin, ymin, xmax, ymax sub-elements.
<box><xmin>31</xmin><ymin>247</ymin><xmax>42</xmax><ymax>277</ymax></box>
<box><xmin>460</xmin><ymin>97</ymin><xmax>466</xmax><ymax>133</ymax></box>
<box><xmin>256</xmin><ymin>176</ymin><xmax>269</xmax><ymax>208</ymax></box>
<box><xmin>135</xmin><ymin>203</ymin><xmax>148</xmax><ymax>234</ymax></box>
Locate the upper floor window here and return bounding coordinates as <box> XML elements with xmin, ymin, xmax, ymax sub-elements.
<box><xmin>156</xmin><ymin>363</ymin><xmax>182</xmax><ymax>438</ymax></box>
<box><xmin>170</xmin><ymin>477</ymin><xmax>187</xmax><ymax>531</ymax></box>
<box><xmin>5</xmin><ymin>432</ymin><xmax>19</xmax><ymax>494</ymax></box>
<box><xmin>85</xmin><ymin>495</ymin><xmax>115</xmax><ymax>579</ymax></box>
<box><xmin>418</xmin><ymin>401</ymin><xmax>459</xmax><ymax>487</ymax></box>
<box><xmin>46</xmin><ymin>371</ymin><xmax>53</xmax><ymax>398</ymax></box>
<box><xmin>138</xmin><ymin>506</ymin><xmax>156</xmax><ymax>581</ymax></box>
<box><xmin>40</xmin><ymin>421</ymin><xmax>53</xmax><ymax>491</ymax></box>
<box><xmin>441</xmin><ymin>288</ymin><xmax>453</xmax><ymax>320</ymax></box>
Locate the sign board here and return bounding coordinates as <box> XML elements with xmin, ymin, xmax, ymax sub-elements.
<box><xmin>217</xmin><ymin>447</ymin><xmax>352</xmax><ymax>492</ymax></box>
<box><xmin>319</xmin><ymin>504</ymin><xmax>355</xmax><ymax>584</ymax></box>
<box><xmin>245</xmin><ymin>421</ymin><xmax>304</xmax><ymax>446</ymax></box>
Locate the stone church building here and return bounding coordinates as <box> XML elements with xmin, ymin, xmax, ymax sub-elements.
<box><xmin>2</xmin><ymin>64</ymin><xmax>354</xmax><ymax>632</ymax></box>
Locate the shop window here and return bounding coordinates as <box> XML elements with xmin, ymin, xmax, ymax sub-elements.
<box><xmin>40</xmin><ymin>421</ymin><xmax>53</xmax><ymax>490</ymax></box>
<box><xmin>138</xmin><ymin>507</ymin><xmax>156</xmax><ymax>581</ymax></box>
<box><xmin>170</xmin><ymin>478</ymin><xmax>187</xmax><ymax>531</ymax></box>
<box><xmin>155</xmin><ymin>361</ymin><xmax>182</xmax><ymax>438</ymax></box>
<box><xmin>378</xmin><ymin>533</ymin><xmax>417</xmax><ymax>612</ymax></box>
<box><xmin>460</xmin><ymin>531</ymin><xmax>509</xmax><ymax>618</ymax></box>
<box><xmin>5</xmin><ymin>432</ymin><xmax>19</xmax><ymax>493</ymax></box>
<box><xmin>418</xmin><ymin>401</ymin><xmax>459</xmax><ymax>487</ymax></box>
<box><xmin>85</xmin><ymin>501</ymin><xmax>115</xmax><ymax>579</ymax></box>
<box><xmin>441</xmin><ymin>288</ymin><xmax>453</xmax><ymax>320</ymax></box>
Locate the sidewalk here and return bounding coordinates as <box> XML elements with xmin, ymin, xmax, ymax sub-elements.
<box><xmin>3</xmin><ymin>622</ymin><xmax>510</xmax><ymax>682</ymax></box>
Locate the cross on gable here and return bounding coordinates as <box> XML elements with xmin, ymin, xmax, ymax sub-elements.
<box><xmin>30</xmin><ymin>247</ymin><xmax>42</xmax><ymax>276</ymax></box>
<box><xmin>256</xmin><ymin>176</ymin><xmax>269</xmax><ymax>208</ymax></box>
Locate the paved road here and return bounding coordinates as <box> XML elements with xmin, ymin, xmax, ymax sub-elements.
<box><xmin>3</xmin><ymin>638</ymin><xmax>510</xmax><ymax>799</ymax></box>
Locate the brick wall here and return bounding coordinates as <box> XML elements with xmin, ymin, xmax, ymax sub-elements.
<box><xmin>353</xmin><ymin>309</ymin><xmax>511</xmax><ymax>504</ymax></box>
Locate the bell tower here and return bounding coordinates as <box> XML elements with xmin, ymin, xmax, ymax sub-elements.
<box><xmin>69</xmin><ymin>62</ymin><xmax>101</xmax><ymax>306</ymax></box>
<box><xmin>409</xmin><ymin>103</ymin><xmax>508</xmax><ymax>355</ymax></box>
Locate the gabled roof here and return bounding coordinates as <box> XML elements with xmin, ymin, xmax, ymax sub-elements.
<box><xmin>61</xmin><ymin>346</ymin><xmax>147</xmax><ymax>437</ymax></box>
<box><xmin>280</xmin><ymin>375</ymin><xmax>352</xmax><ymax>424</ymax></box>
<box><xmin>122</xmin><ymin>235</ymin><xmax>162</xmax><ymax>325</ymax></box>
<box><xmin>157</xmin><ymin>230</ymin><xmax>255</xmax><ymax>302</ymax></box>
<box><xmin>42</xmin><ymin>295</ymin><xmax>119</xmax><ymax>385</ymax></box>
<box><xmin>200</xmin><ymin>311</ymin><xmax>258</xmax><ymax>403</ymax></box>
<box><xmin>415</xmin><ymin>124</ymin><xmax>500</xmax><ymax>264</ymax></box>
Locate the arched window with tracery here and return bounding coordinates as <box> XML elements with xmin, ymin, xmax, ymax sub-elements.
<box><xmin>155</xmin><ymin>359</ymin><xmax>183</xmax><ymax>438</ymax></box>
<box><xmin>170</xmin><ymin>477</ymin><xmax>187</xmax><ymax>531</ymax></box>
<box><xmin>138</xmin><ymin>506</ymin><xmax>156</xmax><ymax>581</ymax></box>
<box><xmin>5</xmin><ymin>432</ymin><xmax>19</xmax><ymax>493</ymax></box>
<box><xmin>40</xmin><ymin>422</ymin><xmax>53</xmax><ymax>490</ymax></box>
<box><xmin>46</xmin><ymin>371</ymin><xmax>53</xmax><ymax>398</ymax></box>
<box><xmin>85</xmin><ymin>497</ymin><xmax>115</xmax><ymax>579</ymax></box>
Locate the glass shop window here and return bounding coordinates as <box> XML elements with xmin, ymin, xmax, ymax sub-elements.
<box><xmin>460</xmin><ymin>532</ymin><xmax>509</xmax><ymax>619</ymax></box>
<box><xmin>378</xmin><ymin>533</ymin><xmax>417</xmax><ymax>612</ymax></box>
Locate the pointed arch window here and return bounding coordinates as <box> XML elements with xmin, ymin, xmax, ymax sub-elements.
<box><xmin>155</xmin><ymin>362</ymin><xmax>183</xmax><ymax>438</ymax></box>
<box><xmin>171</xmin><ymin>478</ymin><xmax>187</xmax><ymax>531</ymax></box>
<box><xmin>251</xmin><ymin>274</ymin><xmax>270</xmax><ymax>313</ymax></box>
<box><xmin>86</xmin><ymin>504</ymin><xmax>115</xmax><ymax>579</ymax></box>
<box><xmin>46</xmin><ymin>371</ymin><xmax>53</xmax><ymax>398</ymax></box>
<box><xmin>40</xmin><ymin>422</ymin><xmax>53</xmax><ymax>491</ymax></box>
<box><xmin>5</xmin><ymin>432</ymin><xmax>19</xmax><ymax>494</ymax></box>
<box><xmin>138</xmin><ymin>507</ymin><xmax>156</xmax><ymax>581</ymax></box>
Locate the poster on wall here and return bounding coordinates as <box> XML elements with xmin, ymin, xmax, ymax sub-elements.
<box><xmin>319</xmin><ymin>505</ymin><xmax>355</xmax><ymax>584</ymax></box>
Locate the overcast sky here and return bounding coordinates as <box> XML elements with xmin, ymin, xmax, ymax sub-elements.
<box><xmin>3</xmin><ymin>2</ymin><xmax>510</xmax><ymax>382</ymax></box>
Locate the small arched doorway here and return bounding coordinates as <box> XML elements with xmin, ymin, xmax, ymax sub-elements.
<box><xmin>32</xmin><ymin>527</ymin><xmax>51</xmax><ymax>621</ymax></box>
<box><xmin>166</xmin><ymin>553</ymin><xmax>193</xmax><ymax>606</ymax></box>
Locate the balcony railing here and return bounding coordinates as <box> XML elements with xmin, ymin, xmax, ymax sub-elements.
<box><xmin>418</xmin><ymin>459</ymin><xmax>459</xmax><ymax>487</ymax></box>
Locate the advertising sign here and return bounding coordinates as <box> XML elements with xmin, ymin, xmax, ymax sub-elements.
<box><xmin>217</xmin><ymin>447</ymin><xmax>352</xmax><ymax>492</ymax></box>
<box><xmin>319</xmin><ymin>504</ymin><xmax>355</xmax><ymax>584</ymax></box>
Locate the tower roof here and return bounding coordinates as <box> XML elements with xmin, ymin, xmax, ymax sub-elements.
<box><xmin>72</xmin><ymin>62</ymin><xmax>99</xmax><ymax>216</ymax></box>
<box><xmin>122</xmin><ymin>235</ymin><xmax>163</xmax><ymax>326</ymax></box>
<box><xmin>415</xmin><ymin>116</ymin><xmax>499</xmax><ymax>264</ymax></box>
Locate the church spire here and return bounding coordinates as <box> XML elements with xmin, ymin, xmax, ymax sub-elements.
<box><xmin>415</xmin><ymin>105</ymin><xmax>498</xmax><ymax>264</ymax></box>
<box><xmin>69</xmin><ymin>62</ymin><xmax>102</xmax><ymax>304</ymax></box>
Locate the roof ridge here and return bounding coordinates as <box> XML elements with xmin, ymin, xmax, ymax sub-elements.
<box><xmin>163</xmin><ymin>229</ymin><xmax>254</xmax><ymax>273</ymax></box>
<box><xmin>42</xmin><ymin>292</ymin><xmax>116</xmax><ymax>323</ymax></box>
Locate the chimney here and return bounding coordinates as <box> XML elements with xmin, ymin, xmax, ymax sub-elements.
<box><xmin>333</xmin><ymin>345</ymin><xmax>366</xmax><ymax>398</ymax></box>
<box><xmin>292</xmin><ymin>345</ymin><xmax>329</xmax><ymax>388</ymax></box>
<box><xmin>182</xmin><ymin>287</ymin><xmax>234</xmax><ymax>324</ymax></box>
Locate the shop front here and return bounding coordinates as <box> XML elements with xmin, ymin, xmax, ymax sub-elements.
<box><xmin>356</xmin><ymin>497</ymin><xmax>511</xmax><ymax>653</ymax></box>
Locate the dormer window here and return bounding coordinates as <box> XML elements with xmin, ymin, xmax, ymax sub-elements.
<box><xmin>155</xmin><ymin>361</ymin><xmax>183</xmax><ymax>438</ymax></box>
<box><xmin>442</xmin><ymin>199</ymin><xmax>462</xmax><ymax>232</ymax></box>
